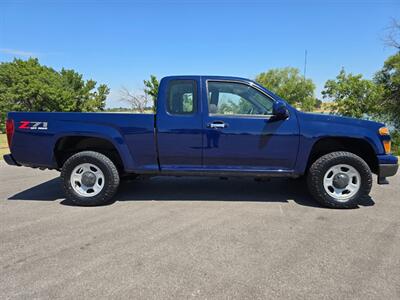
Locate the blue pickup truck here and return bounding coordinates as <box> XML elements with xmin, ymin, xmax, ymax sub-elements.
<box><xmin>4</xmin><ymin>75</ymin><xmax>399</xmax><ymax>208</ymax></box>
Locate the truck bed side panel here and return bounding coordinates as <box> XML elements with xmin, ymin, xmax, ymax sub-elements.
<box><xmin>8</xmin><ymin>112</ymin><xmax>157</xmax><ymax>172</ymax></box>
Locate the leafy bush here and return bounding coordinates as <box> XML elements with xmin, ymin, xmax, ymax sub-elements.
<box><xmin>391</xmin><ymin>130</ymin><xmax>400</xmax><ymax>156</ymax></box>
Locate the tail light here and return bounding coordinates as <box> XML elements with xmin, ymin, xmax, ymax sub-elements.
<box><xmin>6</xmin><ymin>119</ymin><xmax>14</xmax><ymax>148</ymax></box>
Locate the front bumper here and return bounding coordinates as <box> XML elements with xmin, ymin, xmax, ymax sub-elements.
<box><xmin>378</xmin><ymin>163</ymin><xmax>399</xmax><ymax>178</ymax></box>
<box><xmin>3</xmin><ymin>154</ymin><xmax>20</xmax><ymax>166</ymax></box>
<box><xmin>377</xmin><ymin>154</ymin><xmax>398</xmax><ymax>184</ymax></box>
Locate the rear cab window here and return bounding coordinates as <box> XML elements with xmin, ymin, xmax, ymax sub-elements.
<box><xmin>167</xmin><ymin>80</ymin><xmax>197</xmax><ymax>115</ymax></box>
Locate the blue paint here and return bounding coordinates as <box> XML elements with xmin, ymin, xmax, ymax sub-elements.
<box><xmin>6</xmin><ymin>75</ymin><xmax>398</xmax><ymax>176</ymax></box>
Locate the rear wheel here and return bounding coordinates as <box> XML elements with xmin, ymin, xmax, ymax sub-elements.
<box><xmin>61</xmin><ymin>151</ymin><xmax>120</xmax><ymax>206</ymax></box>
<box><xmin>307</xmin><ymin>151</ymin><xmax>372</xmax><ymax>208</ymax></box>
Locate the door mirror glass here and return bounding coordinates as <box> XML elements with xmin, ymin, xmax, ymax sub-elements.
<box><xmin>272</xmin><ymin>101</ymin><xmax>289</xmax><ymax>120</ymax></box>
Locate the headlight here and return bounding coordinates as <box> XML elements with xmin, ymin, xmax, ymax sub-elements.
<box><xmin>379</xmin><ymin>127</ymin><xmax>389</xmax><ymax>136</ymax></box>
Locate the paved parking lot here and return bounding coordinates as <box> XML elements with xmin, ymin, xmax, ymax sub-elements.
<box><xmin>1</xmin><ymin>161</ymin><xmax>399</xmax><ymax>299</ymax></box>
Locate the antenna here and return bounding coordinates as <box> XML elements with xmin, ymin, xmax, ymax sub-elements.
<box><xmin>303</xmin><ymin>49</ymin><xmax>308</xmax><ymax>80</ymax></box>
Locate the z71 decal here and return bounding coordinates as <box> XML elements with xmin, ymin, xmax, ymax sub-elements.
<box><xmin>19</xmin><ymin>121</ymin><xmax>48</xmax><ymax>130</ymax></box>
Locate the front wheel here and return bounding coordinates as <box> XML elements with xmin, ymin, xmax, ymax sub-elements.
<box><xmin>307</xmin><ymin>151</ymin><xmax>372</xmax><ymax>208</ymax></box>
<box><xmin>61</xmin><ymin>151</ymin><xmax>120</xmax><ymax>206</ymax></box>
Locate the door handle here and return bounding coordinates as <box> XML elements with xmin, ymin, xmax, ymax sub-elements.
<box><xmin>207</xmin><ymin>121</ymin><xmax>227</xmax><ymax>129</ymax></box>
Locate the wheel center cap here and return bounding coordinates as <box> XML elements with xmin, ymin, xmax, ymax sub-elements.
<box><xmin>332</xmin><ymin>173</ymin><xmax>349</xmax><ymax>189</ymax></box>
<box><xmin>81</xmin><ymin>171</ymin><xmax>96</xmax><ymax>187</ymax></box>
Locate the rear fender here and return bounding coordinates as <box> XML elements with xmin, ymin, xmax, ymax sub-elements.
<box><xmin>52</xmin><ymin>124</ymin><xmax>134</xmax><ymax>171</ymax></box>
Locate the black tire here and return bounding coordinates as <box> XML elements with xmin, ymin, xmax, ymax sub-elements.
<box><xmin>61</xmin><ymin>151</ymin><xmax>120</xmax><ymax>206</ymax></box>
<box><xmin>307</xmin><ymin>151</ymin><xmax>372</xmax><ymax>208</ymax></box>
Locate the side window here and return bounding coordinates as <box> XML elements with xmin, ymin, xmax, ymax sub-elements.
<box><xmin>167</xmin><ymin>80</ymin><xmax>196</xmax><ymax>115</ymax></box>
<box><xmin>207</xmin><ymin>81</ymin><xmax>274</xmax><ymax>116</ymax></box>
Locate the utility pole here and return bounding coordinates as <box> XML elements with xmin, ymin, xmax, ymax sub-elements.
<box><xmin>303</xmin><ymin>50</ymin><xmax>308</xmax><ymax>80</ymax></box>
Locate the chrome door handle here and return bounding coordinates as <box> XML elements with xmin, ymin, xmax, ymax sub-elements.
<box><xmin>207</xmin><ymin>122</ymin><xmax>227</xmax><ymax>129</ymax></box>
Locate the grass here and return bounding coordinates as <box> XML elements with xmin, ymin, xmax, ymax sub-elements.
<box><xmin>0</xmin><ymin>134</ymin><xmax>10</xmax><ymax>160</ymax></box>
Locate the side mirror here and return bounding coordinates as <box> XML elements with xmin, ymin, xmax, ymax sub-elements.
<box><xmin>272</xmin><ymin>101</ymin><xmax>289</xmax><ymax>120</ymax></box>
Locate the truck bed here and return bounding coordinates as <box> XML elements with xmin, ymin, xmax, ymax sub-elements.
<box><xmin>8</xmin><ymin>112</ymin><xmax>158</xmax><ymax>171</ymax></box>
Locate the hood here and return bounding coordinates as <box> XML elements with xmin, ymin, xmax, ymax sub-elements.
<box><xmin>298</xmin><ymin>111</ymin><xmax>385</xmax><ymax>131</ymax></box>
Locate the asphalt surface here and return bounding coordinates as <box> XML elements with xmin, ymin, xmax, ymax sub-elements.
<box><xmin>1</xmin><ymin>161</ymin><xmax>399</xmax><ymax>299</ymax></box>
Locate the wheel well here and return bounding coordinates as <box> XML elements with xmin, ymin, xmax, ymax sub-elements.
<box><xmin>307</xmin><ymin>137</ymin><xmax>379</xmax><ymax>174</ymax></box>
<box><xmin>54</xmin><ymin>136</ymin><xmax>124</xmax><ymax>171</ymax></box>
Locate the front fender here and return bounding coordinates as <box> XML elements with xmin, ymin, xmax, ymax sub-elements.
<box><xmin>294</xmin><ymin>113</ymin><xmax>385</xmax><ymax>174</ymax></box>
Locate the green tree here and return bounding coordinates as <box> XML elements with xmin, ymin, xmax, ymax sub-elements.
<box><xmin>315</xmin><ymin>99</ymin><xmax>323</xmax><ymax>109</ymax></box>
<box><xmin>374</xmin><ymin>52</ymin><xmax>400</xmax><ymax>128</ymax></box>
<box><xmin>255</xmin><ymin>67</ymin><xmax>317</xmax><ymax>111</ymax></box>
<box><xmin>322</xmin><ymin>69</ymin><xmax>383</xmax><ymax>119</ymax></box>
<box><xmin>59</xmin><ymin>68</ymin><xmax>109</xmax><ymax>112</ymax></box>
<box><xmin>0</xmin><ymin>58</ymin><xmax>109</xmax><ymax>131</ymax></box>
<box><xmin>143</xmin><ymin>75</ymin><xmax>159</xmax><ymax>110</ymax></box>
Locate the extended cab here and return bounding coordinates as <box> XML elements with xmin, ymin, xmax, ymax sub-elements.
<box><xmin>4</xmin><ymin>76</ymin><xmax>399</xmax><ymax>208</ymax></box>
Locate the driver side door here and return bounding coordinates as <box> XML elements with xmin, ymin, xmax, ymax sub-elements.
<box><xmin>202</xmin><ymin>79</ymin><xmax>299</xmax><ymax>172</ymax></box>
